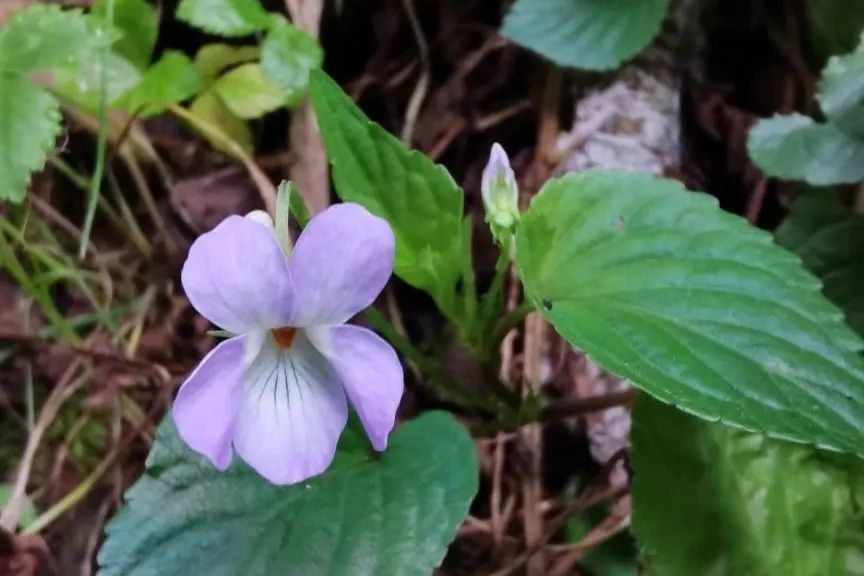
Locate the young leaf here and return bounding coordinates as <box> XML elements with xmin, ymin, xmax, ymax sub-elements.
<box><xmin>0</xmin><ymin>5</ymin><xmax>95</xmax><ymax>73</ymax></box>
<box><xmin>632</xmin><ymin>396</ymin><xmax>864</xmax><ymax>575</ymax></box>
<box><xmin>97</xmin><ymin>412</ymin><xmax>478</xmax><ymax>576</ymax></box>
<box><xmin>92</xmin><ymin>0</ymin><xmax>158</xmax><ymax>70</ymax></box>
<box><xmin>194</xmin><ymin>44</ymin><xmax>260</xmax><ymax>83</ymax></box>
<box><xmin>776</xmin><ymin>193</ymin><xmax>864</xmax><ymax>336</ymax></box>
<box><xmin>189</xmin><ymin>91</ymin><xmax>253</xmax><ymax>155</ymax></box>
<box><xmin>748</xmin><ymin>114</ymin><xmax>864</xmax><ymax>185</ymax></box>
<box><xmin>118</xmin><ymin>51</ymin><xmax>201</xmax><ymax>116</ymax></box>
<box><xmin>516</xmin><ymin>170</ymin><xmax>864</xmax><ymax>455</ymax></box>
<box><xmin>818</xmin><ymin>34</ymin><xmax>864</xmax><ymax>137</ymax></box>
<box><xmin>176</xmin><ymin>0</ymin><xmax>270</xmax><ymax>38</ymax></box>
<box><xmin>0</xmin><ymin>75</ymin><xmax>61</xmax><ymax>203</ymax></box>
<box><xmin>309</xmin><ymin>71</ymin><xmax>466</xmax><ymax>317</ymax></box>
<box><xmin>212</xmin><ymin>63</ymin><xmax>284</xmax><ymax>119</ymax></box>
<box><xmin>501</xmin><ymin>0</ymin><xmax>669</xmax><ymax>71</ymax></box>
<box><xmin>262</xmin><ymin>19</ymin><xmax>323</xmax><ymax>106</ymax></box>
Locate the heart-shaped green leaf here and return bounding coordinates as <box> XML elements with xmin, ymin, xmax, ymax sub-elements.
<box><xmin>502</xmin><ymin>0</ymin><xmax>669</xmax><ymax>70</ymax></box>
<box><xmin>748</xmin><ymin>114</ymin><xmax>864</xmax><ymax>185</ymax></box>
<box><xmin>776</xmin><ymin>192</ymin><xmax>864</xmax><ymax>337</ymax></box>
<box><xmin>516</xmin><ymin>170</ymin><xmax>864</xmax><ymax>454</ymax></box>
<box><xmin>632</xmin><ymin>396</ymin><xmax>864</xmax><ymax>575</ymax></box>
<box><xmin>97</xmin><ymin>412</ymin><xmax>478</xmax><ymax>576</ymax></box>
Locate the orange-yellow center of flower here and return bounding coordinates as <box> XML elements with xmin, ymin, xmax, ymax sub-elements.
<box><xmin>271</xmin><ymin>327</ymin><xmax>297</xmax><ymax>349</ymax></box>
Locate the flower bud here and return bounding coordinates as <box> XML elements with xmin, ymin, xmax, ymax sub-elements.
<box><xmin>481</xmin><ymin>143</ymin><xmax>519</xmax><ymax>233</ymax></box>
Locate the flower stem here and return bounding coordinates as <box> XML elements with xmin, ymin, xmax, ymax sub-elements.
<box><xmin>78</xmin><ymin>0</ymin><xmax>113</xmax><ymax>261</ymax></box>
<box><xmin>364</xmin><ymin>307</ymin><xmax>504</xmax><ymax>415</ymax></box>
<box><xmin>492</xmin><ymin>301</ymin><xmax>535</xmax><ymax>346</ymax></box>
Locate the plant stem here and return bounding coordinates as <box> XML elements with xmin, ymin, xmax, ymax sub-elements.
<box><xmin>364</xmin><ymin>307</ymin><xmax>504</xmax><ymax>415</ymax></box>
<box><xmin>539</xmin><ymin>389</ymin><xmax>636</xmax><ymax>422</ymax></box>
<box><xmin>491</xmin><ymin>301</ymin><xmax>534</xmax><ymax>346</ymax></box>
<box><xmin>78</xmin><ymin>0</ymin><xmax>114</xmax><ymax>261</ymax></box>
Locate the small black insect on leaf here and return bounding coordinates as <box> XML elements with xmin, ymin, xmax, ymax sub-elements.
<box><xmin>542</xmin><ymin>299</ymin><xmax>553</xmax><ymax>311</ymax></box>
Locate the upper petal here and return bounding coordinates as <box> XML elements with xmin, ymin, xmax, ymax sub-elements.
<box><xmin>308</xmin><ymin>325</ymin><xmax>404</xmax><ymax>451</ymax></box>
<box><xmin>233</xmin><ymin>332</ymin><xmax>348</xmax><ymax>485</ymax></box>
<box><xmin>172</xmin><ymin>334</ymin><xmax>261</xmax><ymax>470</ymax></box>
<box><xmin>289</xmin><ymin>203</ymin><xmax>395</xmax><ymax>326</ymax></box>
<box><xmin>181</xmin><ymin>215</ymin><xmax>295</xmax><ymax>333</ymax></box>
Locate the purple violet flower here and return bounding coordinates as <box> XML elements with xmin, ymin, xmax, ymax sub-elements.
<box><xmin>172</xmin><ymin>203</ymin><xmax>404</xmax><ymax>485</ymax></box>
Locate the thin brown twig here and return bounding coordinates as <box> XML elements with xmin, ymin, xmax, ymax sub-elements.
<box><xmin>400</xmin><ymin>0</ymin><xmax>430</xmax><ymax>145</ymax></box>
<box><xmin>0</xmin><ymin>357</ymin><xmax>86</xmax><ymax>531</ymax></box>
<box><xmin>539</xmin><ymin>389</ymin><xmax>637</xmax><ymax>422</ymax></box>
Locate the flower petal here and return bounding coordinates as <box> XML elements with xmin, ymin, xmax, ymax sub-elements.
<box><xmin>289</xmin><ymin>203</ymin><xmax>394</xmax><ymax>326</ymax></box>
<box><xmin>308</xmin><ymin>325</ymin><xmax>404</xmax><ymax>451</ymax></box>
<box><xmin>172</xmin><ymin>334</ymin><xmax>261</xmax><ymax>470</ymax></box>
<box><xmin>181</xmin><ymin>215</ymin><xmax>295</xmax><ymax>333</ymax></box>
<box><xmin>233</xmin><ymin>332</ymin><xmax>348</xmax><ymax>484</ymax></box>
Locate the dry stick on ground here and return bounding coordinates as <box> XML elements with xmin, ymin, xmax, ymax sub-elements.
<box><xmin>489</xmin><ymin>450</ymin><xmax>630</xmax><ymax>576</ymax></box>
<box><xmin>285</xmin><ymin>0</ymin><xmax>329</xmax><ymax>214</ymax></box>
<box><xmin>399</xmin><ymin>0</ymin><xmax>430</xmax><ymax>145</ymax></box>
<box><xmin>0</xmin><ymin>356</ymin><xmax>87</xmax><ymax>531</ymax></box>
<box><xmin>167</xmin><ymin>104</ymin><xmax>277</xmax><ymax>214</ymax></box>
<box><xmin>517</xmin><ymin>64</ymin><xmax>563</xmax><ymax>576</ymax></box>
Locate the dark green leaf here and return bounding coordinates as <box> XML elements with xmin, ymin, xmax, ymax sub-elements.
<box><xmin>309</xmin><ymin>70</ymin><xmax>466</xmax><ymax>317</ymax></box>
<box><xmin>748</xmin><ymin>114</ymin><xmax>864</xmax><ymax>185</ymax></box>
<box><xmin>632</xmin><ymin>396</ymin><xmax>864</xmax><ymax>576</ymax></box>
<box><xmin>818</xmin><ymin>34</ymin><xmax>864</xmax><ymax>137</ymax></box>
<box><xmin>501</xmin><ymin>0</ymin><xmax>669</xmax><ymax>70</ymax></box>
<box><xmin>805</xmin><ymin>0</ymin><xmax>864</xmax><ymax>65</ymax></box>
<box><xmin>516</xmin><ymin>170</ymin><xmax>864</xmax><ymax>455</ymax></box>
<box><xmin>97</xmin><ymin>412</ymin><xmax>478</xmax><ymax>576</ymax></box>
<box><xmin>776</xmin><ymin>192</ymin><xmax>864</xmax><ymax>336</ymax></box>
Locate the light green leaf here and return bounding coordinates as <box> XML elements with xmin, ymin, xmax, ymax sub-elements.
<box><xmin>516</xmin><ymin>170</ymin><xmax>864</xmax><ymax>455</ymax></box>
<box><xmin>54</xmin><ymin>51</ymin><xmax>142</xmax><ymax>113</ymax></box>
<box><xmin>176</xmin><ymin>0</ymin><xmax>270</xmax><ymax>38</ymax></box>
<box><xmin>0</xmin><ymin>5</ymin><xmax>95</xmax><ymax>73</ymax></box>
<box><xmin>0</xmin><ymin>75</ymin><xmax>61</xmax><ymax>203</ymax></box>
<box><xmin>501</xmin><ymin>0</ymin><xmax>669</xmax><ymax>71</ymax></box>
<box><xmin>818</xmin><ymin>34</ymin><xmax>864</xmax><ymax>137</ymax></box>
<box><xmin>194</xmin><ymin>43</ymin><xmax>260</xmax><ymax>83</ymax></box>
<box><xmin>118</xmin><ymin>51</ymin><xmax>201</xmax><ymax>116</ymax></box>
<box><xmin>261</xmin><ymin>19</ymin><xmax>322</xmax><ymax>106</ymax></box>
<box><xmin>632</xmin><ymin>396</ymin><xmax>864</xmax><ymax>576</ymax></box>
<box><xmin>776</xmin><ymin>192</ymin><xmax>864</xmax><ymax>336</ymax></box>
<box><xmin>188</xmin><ymin>91</ymin><xmax>253</xmax><ymax>155</ymax></box>
<box><xmin>748</xmin><ymin>114</ymin><xmax>864</xmax><ymax>185</ymax></box>
<box><xmin>309</xmin><ymin>70</ymin><xmax>466</xmax><ymax>317</ymax></box>
<box><xmin>212</xmin><ymin>63</ymin><xmax>284</xmax><ymax>119</ymax></box>
<box><xmin>97</xmin><ymin>412</ymin><xmax>478</xmax><ymax>576</ymax></box>
<box><xmin>93</xmin><ymin>0</ymin><xmax>158</xmax><ymax>69</ymax></box>
<box><xmin>0</xmin><ymin>484</ymin><xmax>37</xmax><ymax>528</ymax></box>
